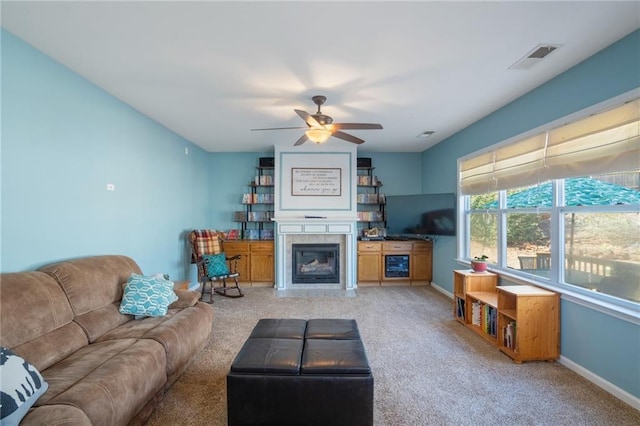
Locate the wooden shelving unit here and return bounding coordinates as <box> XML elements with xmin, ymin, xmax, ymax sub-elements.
<box><xmin>497</xmin><ymin>285</ymin><xmax>559</xmax><ymax>363</ymax></box>
<box><xmin>453</xmin><ymin>270</ymin><xmax>497</xmax><ymax>323</ymax></box>
<box><xmin>357</xmin><ymin>166</ymin><xmax>386</xmax><ymax>235</ymax></box>
<box><xmin>453</xmin><ymin>269</ymin><xmax>559</xmax><ymax>363</ymax></box>
<box><xmin>234</xmin><ymin>166</ymin><xmax>274</xmax><ymax>239</ymax></box>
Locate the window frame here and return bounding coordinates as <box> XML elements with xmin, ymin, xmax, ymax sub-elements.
<box><xmin>457</xmin><ymin>90</ymin><xmax>640</xmax><ymax>325</ymax></box>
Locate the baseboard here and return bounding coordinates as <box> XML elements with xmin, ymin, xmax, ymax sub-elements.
<box><xmin>558</xmin><ymin>355</ymin><xmax>640</xmax><ymax>411</ymax></box>
<box><xmin>430</xmin><ymin>281</ymin><xmax>452</xmax><ymax>298</ymax></box>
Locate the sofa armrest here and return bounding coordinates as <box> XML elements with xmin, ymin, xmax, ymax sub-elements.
<box><xmin>169</xmin><ymin>290</ymin><xmax>200</xmax><ymax>309</ymax></box>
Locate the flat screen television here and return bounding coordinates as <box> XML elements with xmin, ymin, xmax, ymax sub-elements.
<box><xmin>385</xmin><ymin>193</ymin><xmax>456</xmax><ymax>237</ymax></box>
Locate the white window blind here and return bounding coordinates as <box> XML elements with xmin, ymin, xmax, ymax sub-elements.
<box><xmin>460</xmin><ymin>98</ymin><xmax>640</xmax><ymax>195</ymax></box>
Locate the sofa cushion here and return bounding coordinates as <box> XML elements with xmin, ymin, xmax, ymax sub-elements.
<box><xmin>39</xmin><ymin>255</ymin><xmax>142</xmax><ymax>317</ymax></box>
<box><xmin>73</xmin><ymin>303</ymin><xmax>133</xmax><ymax>343</ymax></box>
<box><xmin>19</xmin><ymin>404</ymin><xmax>92</xmax><ymax>426</ymax></box>
<box><xmin>169</xmin><ymin>290</ymin><xmax>201</xmax><ymax>309</ymax></box>
<box><xmin>38</xmin><ymin>338</ymin><xmax>166</xmax><ymax>426</ymax></box>
<box><xmin>119</xmin><ymin>274</ymin><xmax>178</xmax><ymax>318</ymax></box>
<box><xmin>0</xmin><ymin>347</ymin><xmax>49</xmax><ymax>426</ymax></box>
<box><xmin>95</xmin><ymin>303</ymin><xmax>214</xmax><ymax>386</ymax></box>
<box><xmin>0</xmin><ymin>272</ymin><xmax>88</xmax><ymax>371</ymax></box>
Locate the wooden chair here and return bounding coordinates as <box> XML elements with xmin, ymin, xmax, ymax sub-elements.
<box><xmin>518</xmin><ymin>255</ymin><xmax>537</xmax><ymax>270</ymax></box>
<box><xmin>536</xmin><ymin>252</ymin><xmax>551</xmax><ymax>269</ymax></box>
<box><xmin>189</xmin><ymin>229</ymin><xmax>243</xmax><ymax>301</ymax></box>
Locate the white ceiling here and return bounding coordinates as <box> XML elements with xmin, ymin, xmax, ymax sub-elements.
<box><xmin>2</xmin><ymin>1</ymin><xmax>639</xmax><ymax>152</ymax></box>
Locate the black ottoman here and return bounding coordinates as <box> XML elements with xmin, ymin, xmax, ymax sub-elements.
<box><xmin>249</xmin><ymin>318</ymin><xmax>307</xmax><ymax>339</ymax></box>
<box><xmin>305</xmin><ymin>318</ymin><xmax>361</xmax><ymax>340</ymax></box>
<box><xmin>227</xmin><ymin>319</ymin><xmax>373</xmax><ymax>426</ymax></box>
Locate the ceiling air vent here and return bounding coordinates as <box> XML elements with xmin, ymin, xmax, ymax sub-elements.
<box><xmin>509</xmin><ymin>44</ymin><xmax>562</xmax><ymax>70</ymax></box>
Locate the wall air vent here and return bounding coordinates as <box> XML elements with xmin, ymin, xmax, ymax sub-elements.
<box><xmin>508</xmin><ymin>43</ymin><xmax>562</xmax><ymax>70</ymax></box>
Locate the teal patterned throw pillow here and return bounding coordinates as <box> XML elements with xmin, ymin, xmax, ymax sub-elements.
<box><xmin>203</xmin><ymin>253</ymin><xmax>230</xmax><ymax>277</ymax></box>
<box><xmin>119</xmin><ymin>274</ymin><xmax>178</xmax><ymax>318</ymax></box>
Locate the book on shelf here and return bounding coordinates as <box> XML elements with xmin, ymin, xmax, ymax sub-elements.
<box><xmin>255</xmin><ymin>175</ymin><xmax>273</xmax><ymax>186</ymax></box>
<box><xmin>483</xmin><ymin>305</ymin><xmax>496</xmax><ymax>336</ymax></box>
<box><xmin>227</xmin><ymin>229</ymin><xmax>240</xmax><ymax>240</ymax></box>
<box><xmin>357</xmin><ymin>193</ymin><xmax>383</xmax><ymax>204</ymax></box>
<box><xmin>244</xmin><ymin>229</ymin><xmax>260</xmax><ymax>240</ymax></box>
<box><xmin>503</xmin><ymin>321</ymin><xmax>516</xmax><ymax>349</ymax></box>
<box><xmin>253</xmin><ymin>193</ymin><xmax>273</xmax><ymax>204</ymax></box>
<box><xmin>359</xmin><ymin>211</ymin><xmax>385</xmax><ymax>222</ymax></box>
<box><xmin>259</xmin><ymin>229</ymin><xmax>274</xmax><ymax>240</ymax></box>
<box><xmin>471</xmin><ymin>301</ymin><xmax>482</xmax><ymax>326</ymax></box>
<box><xmin>456</xmin><ymin>297</ymin><xmax>466</xmax><ymax>320</ymax></box>
<box><xmin>358</xmin><ymin>175</ymin><xmax>373</xmax><ymax>185</ymax></box>
<box><xmin>234</xmin><ymin>211</ymin><xmax>247</xmax><ymax>221</ymax></box>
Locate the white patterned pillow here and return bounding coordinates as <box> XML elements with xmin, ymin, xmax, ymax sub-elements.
<box><xmin>119</xmin><ymin>273</ymin><xmax>178</xmax><ymax>318</ymax></box>
<box><xmin>0</xmin><ymin>347</ymin><xmax>48</xmax><ymax>425</ymax></box>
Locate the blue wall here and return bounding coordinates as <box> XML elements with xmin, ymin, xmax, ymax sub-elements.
<box><xmin>421</xmin><ymin>29</ymin><xmax>640</xmax><ymax>399</ymax></box>
<box><xmin>1</xmin><ymin>30</ymin><xmax>210</xmax><ymax>281</ymax></box>
<box><xmin>2</xmin><ymin>25</ymin><xmax>638</xmax><ymax>401</ymax></box>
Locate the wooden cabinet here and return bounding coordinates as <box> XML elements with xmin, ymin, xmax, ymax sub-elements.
<box><xmin>357</xmin><ymin>242</ymin><xmax>382</xmax><ymax>284</ymax></box>
<box><xmin>224</xmin><ymin>240</ymin><xmax>274</xmax><ymax>287</ymax></box>
<box><xmin>222</xmin><ymin>241</ymin><xmax>250</xmax><ymax>281</ymax></box>
<box><xmin>356</xmin><ymin>240</ymin><xmax>432</xmax><ymax>286</ymax></box>
<box><xmin>497</xmin><ymin>286</ymin><xmax>559</xmax><ymax>363</ymax></box>
<box><xmin>250</xmin><ymin>242</ymin><xmax>274</xmax><ymax>284</ymax></box>
<box><xmin>453</xmin><ymin>269</ymin><xmax>559</xmax><ymax>363</ymax></box>
<box><xmin>381</xmin><ymin>241</ymin><xmax>412</xmax><ymax>285</ymax></box>
<box><xmin>411</xmin><ymin>241</ymin><xmax>433</xmax><ymax>284</ymax></box>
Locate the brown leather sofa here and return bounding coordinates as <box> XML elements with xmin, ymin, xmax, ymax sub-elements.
<box><xmin>0</xmin><ymin>255</ymin><xmax>214</xmax><ymax>425</ymax></box>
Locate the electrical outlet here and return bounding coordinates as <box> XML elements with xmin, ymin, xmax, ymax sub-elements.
<box><xmin>106</xmin><ymin>184</ymin><xmax>115</xmax><ymax>191</ymax></box>
<box><xmin>185</xmin><ymin>147</ymin><xmax>189</xmax><ymax>155</ymax></box>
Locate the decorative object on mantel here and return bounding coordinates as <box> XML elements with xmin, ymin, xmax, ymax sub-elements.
<box><xmin>250</xmin><ymin>95</ymin><xmax>383</xmax><ymax>146</ymax></box>
<box><xmin>471</xmin><ymin>255</ymin><xmax>489</xmax><ymax>273</ymax></box>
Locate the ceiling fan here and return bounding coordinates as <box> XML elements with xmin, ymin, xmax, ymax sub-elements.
<box><xmin>251</xmin><ymin>95</ymin><xmax>383</xmax><ymax>146</ymax></box>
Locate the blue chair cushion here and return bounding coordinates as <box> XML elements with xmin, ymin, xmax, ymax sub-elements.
<box><xmin>203</xmin><ymin>253</ymin><xmax>230</xmax><ymax>277</ymax></box>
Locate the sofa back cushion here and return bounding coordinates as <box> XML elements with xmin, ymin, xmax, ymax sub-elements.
<box><xmin>0</xmin><ymin>272</ymin><xmax>88</xmax><ymax>371</ymax></box>
<box><xmin>39</xmin><ymin>255</ymin><xmax>143</xmax><ymax>342</ymax></box>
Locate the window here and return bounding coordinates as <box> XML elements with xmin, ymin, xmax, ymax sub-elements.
<box><xmin>459</xmin><ymin>95</ymin><xmax>640</xmax><ymax>308</ymax></box>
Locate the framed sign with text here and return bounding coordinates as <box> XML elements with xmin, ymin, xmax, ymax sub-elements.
<box><xmin>291</xmin><ymin>168</ymin><xmax>341</xmax><ymax>196</ymax></box>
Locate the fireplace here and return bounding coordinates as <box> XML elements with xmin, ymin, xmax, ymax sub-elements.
<box><xmin>273</xmin><ymin>218</ymin><xmax>357</xmax><ymax>289</ymax></box>
<box><xmin>292</xmin><ymin>243</ymin><xmax>339</xmax><ymax>284</ymax></box>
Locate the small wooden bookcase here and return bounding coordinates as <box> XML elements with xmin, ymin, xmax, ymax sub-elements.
<box><xmin>453</xmin><ymin>269</ymin><xmax>559</xmax><ymax>363</ymax></box>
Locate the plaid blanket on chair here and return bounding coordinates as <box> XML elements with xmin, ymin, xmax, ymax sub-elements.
<box><xmin>189</xmin><ymin>229</ymin><xmax>223</xmax><ymax>263</ymax></box>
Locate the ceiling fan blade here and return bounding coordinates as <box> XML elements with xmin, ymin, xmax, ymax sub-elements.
<box><xmin>293</xmin><ymin>134</ymin><xmax>309</xmax><ymax>146</ymax></box>
<box><xmin>331</xmin><ymin>123</ymin><xmax>383</xmax><ymax>130</ymax></box>
<box><xmin>332</xmin><ymin>131</ymin><xmax>365</xmax><ymax>145</ymax></box>
<box><xmin>294</xmin><ymin>109</ymin><xmax>322</xmax><ymax>127</ymax></box>
<box><xmin>251</xmin><ymin>126</ymin><xmax>307</xmax><ymax>131</ymax></box>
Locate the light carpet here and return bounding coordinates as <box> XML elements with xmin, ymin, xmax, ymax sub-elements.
<box><xmin>146</xmin><ymin>286</ymin><xmax>639</xmax><ymax>425</ymax></box>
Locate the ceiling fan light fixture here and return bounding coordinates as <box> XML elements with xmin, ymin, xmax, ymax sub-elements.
<box><xmin>305</xmin><ymin>128</ymin><xmax>332</xmax><ymax>144</ymax></box>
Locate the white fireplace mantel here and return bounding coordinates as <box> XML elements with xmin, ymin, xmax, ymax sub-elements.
<box><xmin>273</xmin><ymin>217</ymin><xmax>358</xmax><ymax>290</ymax></box>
